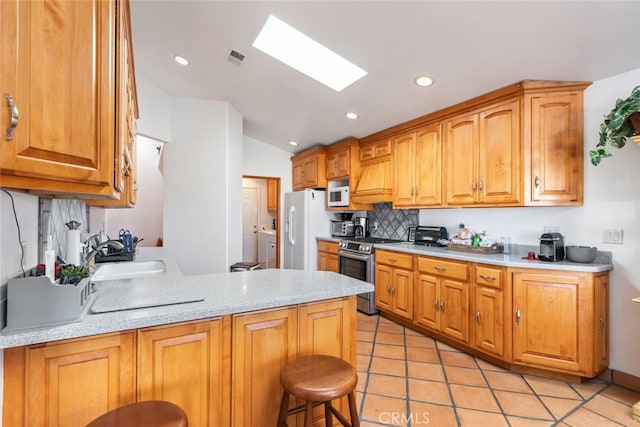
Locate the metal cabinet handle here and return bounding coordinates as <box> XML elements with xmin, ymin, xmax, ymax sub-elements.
<box><xmin>472</xmin><ymin>180</ymin><xmax>477</xmax><ymax>192</ymax></box>
<box><xmin>534</xmin><ymin>175</ymin><xmax>540</xmax><ymax>188</ymax></box>
<box><xmin>516</xmin><ymin>308</ymin><xmax>521</xmax><ymax>326</ymax></box>
<box><xmin>434</xmin><ymin>266</ymin><xmax>446</xmax><ymax>272</ymax></box>
<box><xmin>434</xmin><ymin>299</ymin><xmax>439</xmax><ymax>312</ymax></box>
<box><xmin>479</xmin><ymin>274</ymin><xmax>496</xmax><ymax>281</ymax></box>
<box><xmin>599</xmin><ymin>316</ymin><xmax>605</xmax><ymax>334</ymax></box>
<box><xmin>476</xmin><ymin>310</ymin><xmax>481</xmax><ymax>325</ymax></box>
<box><xmin>388</xmin><ymin>258</ymin><xmax>397</xmax><ymax>263</ymax></box>
<box><xmin>479</xmin><ymin>180</ymin><xmax>484</xmax><ymax>192</ymax></box>
<box><xmin>5</xmin><ymin>94</ymin><xmax>19</xmax><ymax>141</ymax></box>
<box><xmin>440</xmin><ymin>300</ymin><xmax>445</xmax><ymax>312</ymax></box>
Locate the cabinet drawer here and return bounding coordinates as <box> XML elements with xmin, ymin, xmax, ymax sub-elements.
<box><xmin>376</xmin><ymin>250</ymin><xmax>413</xmax><ymax>269</ymax></box>
<box><xmin>475</xmin><ymin>265</ymin><xmax>503</xmax><ymax>289</ymax></box>
<box><xmin>418</xmin><ymin>257</ymin><xmax>468</xmax><ymax>281</ymax></box>
<box><xmin>318</xmin><ymin>240</ymin><xmax>338</xmax><ymax>254</ymax></box>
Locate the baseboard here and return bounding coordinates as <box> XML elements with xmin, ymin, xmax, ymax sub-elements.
<box><xmin>612</xmin><ymin>370</ymin><xmax>640</xmax><ymax>393</ymax></box>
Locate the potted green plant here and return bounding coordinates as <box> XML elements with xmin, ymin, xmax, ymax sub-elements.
<box><xmin>590</xmin><ymin>85</ymin><xmax>640</xmax><ymax>166</ymax></box>
<box><xmin>60</xmin><ymin>265</ymin><xmax>90</xmax><ymax>285</ymax></box>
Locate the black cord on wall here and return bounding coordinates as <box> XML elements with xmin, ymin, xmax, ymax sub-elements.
<box><xmin>2</xmin><ymin>189</ymin><xmax>26</xmax><ymax>277</ymax></box>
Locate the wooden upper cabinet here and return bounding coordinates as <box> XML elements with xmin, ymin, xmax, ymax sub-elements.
<box><xmin>393</xmin><ymin>124</ymin><xmax>442</xmax><ymax>208</ymax></box>
<box><xmin>445</xmin><ymin>99</ymin><xmax>520</xmax><ymax>207</ymax></box>
<box><xmin>525</xmin><ymin>91</ymin><xmax>584</xmax><ymax>205</ymax></box>
<box><xmin>291</xmin><ymin>146</ymin><xmax>327</xmax><ymax>190</ymax></box>
<box><xmin>267</xmin><ymin>178</ymin><xmax>278</xmax><ymax>211</ymax></box>
<box><xmin>0</xmin><ymin>0</ymin><xmax>122</xmax><ymax>198</ymax></box>
<box><xmin>326</xmin><ymin>148</ymin><xmax>350</xmax><ymax>180</ymax></box>
<box><xmin>88</xmin><ymin>0</ymin><xmax>139</xmax><ymax>208</ymax></box>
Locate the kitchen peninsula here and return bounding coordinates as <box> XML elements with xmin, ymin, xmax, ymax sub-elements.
<box><xmin>1</xmin><ymin>248</ymin><xmax>372</xmax><ymax>426</ymax></box>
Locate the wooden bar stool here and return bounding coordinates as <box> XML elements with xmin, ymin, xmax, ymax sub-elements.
<box><xmin>86</xmin><ymin>400</ymin><xmax>188</xmax><ymax>427</ymax></box>
<box><xmin>277</xmin><ymin>354</ymin><xmax>360</xmax><ymax>427</ymax></box>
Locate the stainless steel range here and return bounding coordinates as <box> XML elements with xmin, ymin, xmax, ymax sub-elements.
<box><xmin>338</xmin><ymin>237</ymin><xmax>403</xmax><ymax>314</ymax></box>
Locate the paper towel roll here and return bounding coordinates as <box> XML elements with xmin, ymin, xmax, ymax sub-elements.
<box><xmin>66</xmin><ymin>229</ymin><xmax>81</xmax><ymax>266</ymax></box>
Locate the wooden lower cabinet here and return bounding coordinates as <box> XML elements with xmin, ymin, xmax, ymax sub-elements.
<box><xmin>414</xmin><ymin>256</ymin><xmax>470</xmax><ymax>344</ymax></box>
<box><xmin>472</xmin><ymin>265</ymin><xmax>510</xmax><ymax>359</ymax></box>
<box><xmin>375</xmin><ymin>250</ymin><xmax>414</xmax><ymax>320</ymax></box>
<box><xmin>512</xmin><ymin>269</ymin><xmax>605</xmax><ymax>377</ymax></box>
<box><xmin>138</xmin><ymin>319</ymin><xmax>230</xmax><ymax>427</ymax></box>
<box><xmin>231</xmin><ymin>296</ymin><xmax>355</xmax><ymax>427</ymax></box>
<box><xmin>317</xmin><ymin>240</ymin><xmax>339</xmax><ymax>273</ymax></box>
<box><xmin>3</xmin><ymin>296</ymin><xmax>357</xmax><ymax>427</ymax></box>
<box><xmin>3</xmin><ymin>332</ymin><xmax>136</xmax><ymax>427</ymax></box>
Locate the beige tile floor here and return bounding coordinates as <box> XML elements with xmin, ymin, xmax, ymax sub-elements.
<box><xmin>355</xmin><ymin>313</ymin><xmax>640</xmax><ymax>426</ymax></box>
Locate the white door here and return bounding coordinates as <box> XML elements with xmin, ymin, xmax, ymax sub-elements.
<box><xmin>242</xmin><ymin>187</ymin><xmax>258</xmax><ymax>262</ymax></box>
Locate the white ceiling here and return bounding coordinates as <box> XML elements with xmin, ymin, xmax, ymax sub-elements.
<box><xmin>130</xmin><ymin>1</ymin><xmax>640</xmax><ymax>154</ymax></box>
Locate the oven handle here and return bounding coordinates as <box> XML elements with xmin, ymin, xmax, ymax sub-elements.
<box><xmin>338</xmin><ymin>250</ymin><xmax>371</xmax><ymax>262</ymax></box>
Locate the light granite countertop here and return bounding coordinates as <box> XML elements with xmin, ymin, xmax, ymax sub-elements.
<box><xmin>375</xmin><ymin>242</ymin><xmax>613</xmax><ymax>273</ymax></box>
<box><xmin>0</xmin><ymin>247</ymin><xmax>373</xmax><ymax>349</ymax></box>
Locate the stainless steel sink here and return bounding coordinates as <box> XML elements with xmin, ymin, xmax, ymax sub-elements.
<box><xmin>91</xmin><ymin>260</ymin><xmax>166</xmax><ymax>282</ymax></box>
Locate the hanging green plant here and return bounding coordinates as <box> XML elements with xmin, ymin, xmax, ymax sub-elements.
<box><xmin>590</xmin><ymin>85</ymin><xmax>640</xmax><ymax>166</ymax></box>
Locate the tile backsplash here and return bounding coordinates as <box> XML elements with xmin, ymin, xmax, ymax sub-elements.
<box><xmin>39</xmin><ymin>198</ymin><xmax>88</xmax><ymax>263</ymax></box>
<box><xmin>367</xmin><ymin>203</ymin><xmax>418</xmax><ymax>241</ymax></box>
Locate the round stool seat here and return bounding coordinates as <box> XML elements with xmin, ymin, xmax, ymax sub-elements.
<box><xmin>280</xmin><ymin>354</ymin><xmax>357</xmax><ymax>402</ymax></box>
<box><xmin>86</xmin><ymin>400</ymin><xmax>188</xmax><ymax>427</ymax></box>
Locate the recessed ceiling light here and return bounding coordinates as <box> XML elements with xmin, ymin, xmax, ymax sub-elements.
<box><xmin>173</xmin><ymin>54</ymin><xmax>190</xmax><ymax>66</ymax></box>
<box><xmin>289</xmin><ymin>141</ymin><xmax>299</xmax><ymax>146</ymax></box>
<box><xmin>414</xmin><ymin>75</ymin><xmax>435</xmax><ymax>87</ymax></box>
<box><xmin>253</xmin><ymin>15</ymin><xmax>367</xmax><ymax>92</ymax></box>
<box><xmin>345</xmin><ymin>112</ymin><xmax>359</xmax><ymax>120</ymax></box>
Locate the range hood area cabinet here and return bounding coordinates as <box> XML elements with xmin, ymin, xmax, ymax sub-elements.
<box><xmin>325</xmin><ymin>137</ymin><xmax>372</xmax><ymax>211</ymax></box>
<box><xmin>351</xmin><ymin>138</ymin><xmax>393</xmax><ymax>204</ymax></box>
<box><xmin>291</xmin><ymin>147</ymin><xmax>327</xmax><ymax>191</ymax></box>
<box><xmin>0</xmin><ymin>0</ymin><xmax>137</xmax><ymax>200</ymax></box>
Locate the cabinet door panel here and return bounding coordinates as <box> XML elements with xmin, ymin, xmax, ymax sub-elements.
<box><xmin>513</xmin><ymin>273</ymin><xmax>583</xmax><ymax>372</ymax></box>
<box><xmin>474</xmin><ymin>286</ymin><xmax>505</xmax><ymax>358</ymax></box>
<box><xmin>25</xmin><ymin>333</ymin><xmax>135</xmax><ymax>426</ymax></box>
<box><xmin>0</xmin><ymin>0</ymin><xmax>115</xmax><ymax>188</ymax></box>
<box><xmin>529</xmin><ymin>93</ymin><xmax>582</xmax><ymax>204</ymax></box>
<box><xmin>392</xmin><ymin>268</ymin><xmax>414</xmax><ymax>320</ymax></box>
<box><xmin>138</xmin><ymin>319</ymin><xmax>230</xmax><ymax>427</ymax></box>
<box><xmin>445</xmin><ymin>114</ymin><xmax>477</xmax><ymax>205</ymax></box>
<box><xmin>392</xmin><ymin>132</ymin><xmax>415</xmax><ymax>207</ymax></box>
<box><xmin>441</xmin><ymin>279</ymin><xmax>469</xmax><ymax>343</ymax></box>
<box><xmin>232</xmin><ymin>307</ymin><xmax>298</xmax><ymax>427</ymax></box>
<box><xmin>375</xmin><ymin>264</ymin><xmax>394</xmax><ymax>311</ymax></box>
<box><xmin>595</xmin><ymin>274</ymin><xmax>609</xmax><ymax>373</ymax></box>
<box><xmin>478</xmin><ymin>100</ymin><xmax>520</xmax><ymax>204</ymax></box>
<box><xmin>415</xmin><ymin>125</ymin><xmax>442</xmax><ymax>206</ymax></box>
<box><xmin>414</xmin><ymin>273</ymin><xmax>439</xmax><ymax>331</ymax></box>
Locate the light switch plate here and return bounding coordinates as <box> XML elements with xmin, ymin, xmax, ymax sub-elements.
<box><xmin>602</xmin><ymin>229</ymin><xmax>623</xmax><ymax>244</ymax></box>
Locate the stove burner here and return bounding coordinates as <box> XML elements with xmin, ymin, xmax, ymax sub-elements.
<box><xmin>351</xmin><ymin>237</ymin><xmax>403</xmax><ymax>244</ymax></box>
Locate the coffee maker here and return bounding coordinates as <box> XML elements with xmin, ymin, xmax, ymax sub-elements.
<box><xmin>353</xmin><ymin>217</ymin><xmax>369</xmax><ymax>238</ymax></box>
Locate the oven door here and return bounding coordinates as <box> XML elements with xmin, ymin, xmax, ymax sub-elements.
<box><xmin>338</xmin><ymin>250</ymin><xmax>378</xmax><ymax>314</ymax></box>
<box><xmin>338</xmin><ymin>250</ymin><xmax>371</xmax><ymax>282</ymax></box>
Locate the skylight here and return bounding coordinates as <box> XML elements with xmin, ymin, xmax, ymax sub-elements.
<box><xmin>253</xmin><ymin>15</ymin><xmax>367</xmax><ymax>92</ymax></box>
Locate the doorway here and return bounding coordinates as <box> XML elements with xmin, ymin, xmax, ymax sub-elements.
<box><xmin>242</xmin><ymin>176</ymin><xmax>280</xmax><ymax>268</ymax></box>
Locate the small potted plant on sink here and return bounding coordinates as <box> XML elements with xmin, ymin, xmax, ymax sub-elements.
<box><xmin>59</xmin><ymin>265</ymin><xmax>90</xmax><ymax>285</ymax></box>
<box><xmin>590</xmin><ymin>85</ymin><xmax>640</xmax><ymax>166</ymax></box>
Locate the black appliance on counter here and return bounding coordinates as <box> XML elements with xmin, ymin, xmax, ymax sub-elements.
<box><xmin>539</xmin><ymin>232</ymin><xmax>565</xmax><ymax>262</ymax></box>
<box><xmin>408</xmin><ymin>226</ymin><xmax>449</xmax><ymax>246</ymax></box>
<box><xmin>337</xmin><ymin>236</ymin><xmax>403</xmax><ymax>314</ymax></box>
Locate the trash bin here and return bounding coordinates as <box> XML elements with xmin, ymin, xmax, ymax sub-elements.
<box><xmin>230</xmin><ymin>262</ymin><xmax>261</xmax><ymax>272</ymax></box>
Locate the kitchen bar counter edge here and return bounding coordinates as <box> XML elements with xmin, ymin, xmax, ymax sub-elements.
<box><xmin>0</xmin><ymin>247</ymin><xmax>373</xmax><ymax>349</ymax></box>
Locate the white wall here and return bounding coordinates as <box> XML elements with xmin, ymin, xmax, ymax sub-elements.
<box><xmin>105</xmin><ymin>135</ymin><xmax>164</xmax><ymax>246</ymax></box>
<box><xmin>163</xmin><ymin>97</ymin><xmax>242</xmax><ymax>275</ymax></box>
<box><xmin>419</xmin><ymin>67</ymin><xmax>640</xmax><ymax>377</ymax></box>
<box><xmin>136</xmin><ymin>73</ymin><xmax>171</xmax><ymax>143</ymax></box>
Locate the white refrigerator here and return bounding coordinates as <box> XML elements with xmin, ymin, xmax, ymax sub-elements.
<box><xmin>283</xmin><ymin>189</ymin><xmax>330</xmax><ymax>270</ymax></box>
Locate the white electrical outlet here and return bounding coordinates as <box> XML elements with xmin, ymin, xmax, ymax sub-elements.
<box><xmin>602</xmin><ymin>229</ymin><xmax>624</xmax><ymax>244</ymax></box>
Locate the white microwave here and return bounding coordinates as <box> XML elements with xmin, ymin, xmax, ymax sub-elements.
<box><xmin>327</xmin><ymin>186</ymin><xmax>350</xmax><ymax>207</ymax></box>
